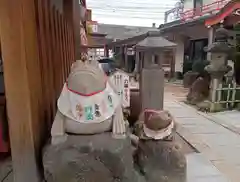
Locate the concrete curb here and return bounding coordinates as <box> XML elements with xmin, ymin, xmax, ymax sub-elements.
<box><xmin>178</xmin><ymin>102</ymin><xmax>240</xmax><ymax>137</ymax></box>
<box><xmin>172</xmin><ymin>101</ymin><xmax>240</xmax><ymax>182</ymax></box>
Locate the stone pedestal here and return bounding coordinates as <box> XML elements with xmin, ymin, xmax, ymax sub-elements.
<box><xmin>140</xmin><ymin>66</ymin><xmax>164</xmax><ymax>111</ymax></box>
<box><xmin>135</xmin><ymin>140</ymin><xmax>186</xmax><ymax>182</ymax></box>
<box><xmin>43</xmin><ymin>133</ymin><xmax>145</xmax><ymax>182</ymax></box>
<box><xmin>209</xmin><ymin>77</ymin><xmax>222</xmax><ymax>112</ymax></box>
<box><xmin>206</xmin><ymin>65</ymin><xmax>231</xmax><ymax>112</ymax></box>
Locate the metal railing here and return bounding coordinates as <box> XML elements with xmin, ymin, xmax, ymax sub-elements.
<box><xmin>181</xmin><ymin>0</ymin><xmax>230</xmax><ymax>21</ymax></box>
<box><xmin>164</xmin><ymin>3</ymin><xmax>183</xmax><ymax>23</ymax></box>
<box><xmin>164</xmin><ymin>0</ymin><xmax>231</xmax><ymax>23</ymax></box>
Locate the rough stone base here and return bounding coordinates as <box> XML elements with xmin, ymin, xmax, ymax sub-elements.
<box><xmin>135</xmin><ymin>139</ymin><xmax>187</xmax><ymax>182</ymax></box>
<box><xmin>183</xmin><ymin>71</ymin><xmax>199</xmax><ymax>88</ymax></box>
<box><xmin>186</xmin><ymin>77</ymin><xmax>210</xmax><ymax>105</ymax></box>
<box><xmin>42</xmin><ymin>133</ymin><xmax>145</xmax><ymax>182</ymax></box>
<box><xmin>43</xmin><ymin>133</ymin><xmax>187</xmax><ymax>182</ymax></box>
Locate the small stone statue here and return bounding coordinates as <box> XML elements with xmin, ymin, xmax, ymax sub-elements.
<box><xmin>186</xmin><ymin>77</ymin><xmax>210</xmax><ymax>105</ymax></box>
<box><xmin>43</xmin><ymin>61</ymin><xmax>145</xmax><ymax>182</ymax></box>
<box><xmin>133</xmin><ymin>110</ymin><xmax>176</xmax><ymax>140</ymax></box>
<box><xmin>45</xmin><ymin>61</ymin><xmax>186</xmax><ymax>182</ymax></box>
<box><xmin>133</xmin><ymin>109</ymin><xmax>186</xmax><ymax>182</ymax></box>
<box><xmin>51</xmin><ymin>61</ymin><xmax>127</xmax><ymax>144</ymax></box>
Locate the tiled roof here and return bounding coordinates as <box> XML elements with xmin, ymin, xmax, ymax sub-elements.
<box><xmin>136</xmin><ymin>36</ymin><xmax>176</xmax><ymax>49</ymax></box>
<box><xmin>97</xmin><ymin>24</ymin><xmax>158</xmax><ymax>40</ymax></box>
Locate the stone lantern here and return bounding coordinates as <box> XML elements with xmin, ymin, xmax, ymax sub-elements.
<box><xmin>204</xmin><ymin>27</ymin><xmax>233</xmax><ymax>111</ymax></box>
<box><xmin>135</xmin><ymin>34</ymin><xmax>176</xmax><ymax>111</ymax></box>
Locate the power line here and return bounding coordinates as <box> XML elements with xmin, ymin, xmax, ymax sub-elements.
<box><xmin>93</xmin><ymin>11</ymin><xmax>167</xmax><ymax>18</ymax></box>
<box><xmin>87</xmin><ymin>0</ymin><xmax>179</xmax><ymax>9</ymax></box>
<box><xmin>88</xmin><ymin>4</ymin><xmax>176</xmax><ymax>9</ymax></box>
<box><xmin>89</xmin><ymin>6</ymin><xmax>175</xmax><ymax>11</ymax></box>
<box><xmin>87</xmin><ymin>0</ymin><xmax>179</xmax><ymax>25</ymax></box>
<box><xmin>87</xmin><ymin>0</ymin><xmax>178</xmax><ymax>5</ymax></box>
<box><xmin>92</xmin><ymin>13</ymin><xmax>164</xmax><ymax>20</ymax></box>
<box><xmin>87</xmin><ymin>2</ymin><xmax>178</xmax><ymax>15</ymax></box>
<box><xmin>92</xmin><ymin>8</ymin><xmax>167</xmax><ymax>14</ymax></box>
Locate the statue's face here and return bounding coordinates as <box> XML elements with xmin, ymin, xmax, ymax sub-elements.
<box><xmin>67</xmin><ymin>66</ymin><xmax>106</xmax><ymax>95</ymax></box>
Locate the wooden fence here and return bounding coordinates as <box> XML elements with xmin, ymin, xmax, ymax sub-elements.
<box><xmin>214</xmin><ymin>81</ymin><xmax>240</xmax><ymax>109</ymax></box>
<box><xmin>35</xmin><ymin>0</ymin><xmax>76</xmax><ymax>134</ymax></box>
<box><xmin>0</xmin><ymin>0</ymin><xmax>78</xmax><ymax>181</ymax></box>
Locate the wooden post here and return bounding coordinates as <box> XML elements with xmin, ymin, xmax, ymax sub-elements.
<box><xmin>63</xmin><ymin>0</ymin><xmax>81</xmax><ymax>60</ymax></box>
<box><xmin>158</xmin><ymin>50</ymin><xmax>164</xmax><ymax>68</ymax></box>
<box><xmin>0</xmin><ymin>0</ymin><xmax>42</xmax><ymax>181</ymax></box>
<box><xmin>124</xmin><ymin>46</ymin><xmax>128</xmax><ymax>72</ymax></box>
<box><xmin>170</xmin><ymin>50</ymin><xmax>176</xmax><ymax>79</ymax></box>
<box><xmin>139</xmin><ymin>52</ymin><xmax>143</xmax><ymax>70</ymax></box>
<box><xmin>143</xmin><ymin>51</ymin><xmax>152</xmax><ymax>68</ymax></box>
<box><xmin>120</xmin><ymin>46</ymin><xmax>125</xmax><ymax>68</ymax></box>
<box><xmin>104</xmin><ymin>45</ymin><xmax>109</xmax><ymax>57</ymax></box>
<box><xmin>135</xmin><ymin>51</ymin><xmax>140</xmax><ymax>73</ymax></box>
<box><xmin>207</xmin><ymin>26</ymin><xmax>214</xmax><ymax>60</ymax></box>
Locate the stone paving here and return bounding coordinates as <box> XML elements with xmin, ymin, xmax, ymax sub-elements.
<box><xmin>208</xmin><ymin>110</ymin><xmax>240</xmax><ymax>134</ymax></box>
<box><xmin>0</xmin><ymin>158</ymin><xmax>12</xmax><ymax>182</ymax></box>
<box><xmin>186</xmin><ymin>153</ymin><xmax>230</xmax><ymax>182</ymax></box>
<box><xmin>164</xmin><ymin>88</ymin><xmax>240</xmax><ymax>182</ymax></box>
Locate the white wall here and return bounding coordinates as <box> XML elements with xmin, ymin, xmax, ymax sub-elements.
<box><xmin>163</xmin><ymin>23</ymin><xmax>209</xmax><ymax>73</ymax></box>
<box><xmin>184</xmin><ymin>0</ymin><xmax>194</xmax><ymax>11</ymax></box>
<box><xmin>181</xmin><ymin>25</ymin><xmax>209</xmax><ymax>39</ymax></box>
<box><xmin>174</xmin><ymin>35</ymin><xmax>185</xmax><ymax>73</ymax></box>
<box><xmin>183</xmin><ymin>0</ymin><xmax>216</xmax><ymax>11</ymax></box>
<box><xmin>203</xmin><ymin>0</ymin><xmax>216</xmax><ymax>6</ymax></box>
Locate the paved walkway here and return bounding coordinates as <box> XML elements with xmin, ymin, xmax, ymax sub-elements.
<box><xmin>186</xmin><ymin>153</ymin><xmax>229</xmax><ymax>182</ymax></box>
<box><xmin>0</xmin><ymin>158</ymin><xmax>12</xmax><ymax>182</ymax></box>
<box><xmin>164</xmin><ymin>88</ymin><xmax>240</xmax><ymax>182</ymax></box>
<box><xmin>208</xmin><ymin>111</ymin><xmax>240</xmax><ymax>135</ymax></box>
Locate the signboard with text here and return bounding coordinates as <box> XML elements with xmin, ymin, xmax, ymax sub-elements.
<box><xmin>87</xmin><ymin>21</ymin><xmax>98</xmax><ymax>34</ymax></box>
<box><xmin>110</xmin><ymin>71</ymin><xmax>130</xmax><ymax>108</ymax></box>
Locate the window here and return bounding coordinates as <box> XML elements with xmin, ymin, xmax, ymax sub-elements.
<box><xmin>154</xmin><ymin>55</ymin><xmax>159</xmax><ymax>65</ymax></box>
<box><xmin>194</xmin><ymin>0</ymin><xmax>203</xmax><ymax>8</ymax></box>
<box><xmin>191</xmin><ymin>39</ymin><xmax>208</xmax><ymax>61</ymax></box>
<box><xmin>194</xmin><ymin>0</ymin><xmax>203</xmax><ymax>15</ymax></box>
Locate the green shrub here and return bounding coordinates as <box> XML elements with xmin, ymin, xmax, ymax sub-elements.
<box><xmin>182</xmin><ymin>57</ymin><xmax>193</xmax><ymax>74</ymax></box>
<box><xmin>192</xmin><ymin>59</ymin><xmax>210</xmax><ymax>76</ymax></box>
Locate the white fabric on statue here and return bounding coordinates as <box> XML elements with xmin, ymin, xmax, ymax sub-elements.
<box><xmin>51</xmin><ymin>62</ymin><xmax>127</xmax><ymax>143</ymax></box>
<box><xmin>143</xmin><ymin>120</ymin><xmax>174</xmax><ymax>140</ymax></box>
<box><xmin>58</xmin><ymin>82</ymin><xmax>119</xmax><ymax>124</ymax></box>
<box><xmin>112</xmin><ymin>104</ymin><xmax>126</xmax><ymax>139</ymax></box>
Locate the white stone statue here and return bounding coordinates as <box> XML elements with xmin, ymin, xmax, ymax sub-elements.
<box><xmin>51</xmin><ymin>61</ymin><xmax>126</xmax><ymax>145</ymax></box>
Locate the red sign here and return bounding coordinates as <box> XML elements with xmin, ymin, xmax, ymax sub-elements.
<box><xmin>205</xmin><ymin>1</ymin><xmax>240</xmax><ymax>26</ymax></box>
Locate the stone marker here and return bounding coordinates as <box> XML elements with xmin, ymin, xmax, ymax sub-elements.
<box><xmin>140</xmin><ymin>65</ymin><xmax>165</xmax><ymax>111</ymax></box>
<box><xmin>133</xmin><ymin>110</ymin><xmax>187</xmax><ymax>182</ymax></box>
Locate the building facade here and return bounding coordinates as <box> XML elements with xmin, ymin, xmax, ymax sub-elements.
<box><xmin>162</xmin><ymin>0</ymin><xmax>237</xmax><ymax>76</ymax></box>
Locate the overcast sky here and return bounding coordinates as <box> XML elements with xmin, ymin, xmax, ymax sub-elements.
<box><xmin>86</xmin><ymin>0</ymin><xmax>179</xmax><ymax>27</ymax></box>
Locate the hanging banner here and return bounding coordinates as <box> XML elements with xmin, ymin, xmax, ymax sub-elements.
<box><xmin>80</xmin><ymin>22</ymin><xmax>88</xmax><ymax>47</ymax></box>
